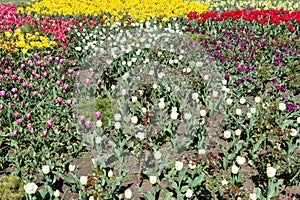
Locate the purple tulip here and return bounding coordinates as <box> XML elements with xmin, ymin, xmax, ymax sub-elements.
<box><xmin>12</xmin><ymin>75</ymin><xmax>17</xmax><ymax>80</ymax></box>
<box><xmin>41</xmin><ymin>130</ymin><xmax>48</xmax><ymax>137</ymax></box>
<box><xmin>18</xmin><ymin>76</ymin><xmax>23</xmax><ymax>81</ymax></box>
<box><xmin>12</xmin><ymin>130</ymin><xmax>18</xmax><ymax>137</ymax></box>
<box><xmin>33</xmin><ymin>53</ymin><xmax>39</xmax><ymax>59</ymax></box>
<box><xmin>21</xmin><ymin>64</ymin><xmax>25</xmax><ymax>69</ymax></box>
<box><xmin>94</xmin><ymin>111</ymin><xmax>101</xmax><ymax>119</ymax></box>
<box><xmin>245</xmin><ymin>75</ymin><xmax>250</xmax><ymax>81</ymax></box>
<box><xmin>46</xmin><ymin>120</ymin><xmax>53</xmax><ymax>128</ymax></box>
<box><xmin>97</xmin><ymin>80</ymin><xmax>102</xmax><ymax>86</ymax></box>
<box><xmin>68</xmin><ymin>145</ymin><xmax>72</xmax><ymax>151</ymax></box>
<box><xmin>0</xmin><ymin>91</ymin><xmax>6</xmax><ymax>97</ymax></box>
<box><xmin>13</xmin><ymin>112</ymin><xmax>19</xmax><ymax>118</ymax></box>
<box><xmin>16</xmin><ymin>119</ymin><xmax>22</xmax><ymax>125</ymax></box>
<box><xmin>275</xmin><ymin>85</ymin><xmax>281</xmax><ymax>90</ymax></box>
<box><xmin>26</xmin><ymin>113</ymin><xmax>31</xmax><ymax>119</ymax></box>
<box><xmin>55</xmin><ymin>57</ymin><xmax>60</xmax><ymax>62</ymax></box>
<box><xmin>56</xmin><ymin>80</ymin><xmax>61</xmax><ymax>86</ymax></box>
<box><xmin>85</xmin><ymin>79</ymin><xmax>91</xmax><ymax>85</ymax></box>
<box><xmin>48</xmin><ymin>57</ymin><xmax>53</xmax><ymax>62</ymax></box>
<box><xmin>63</xmin><ymin>85</ymin><xmax>69</xmax><ymax>91</ymax></box>
<box><xmin>33</xmin><ymin>91</ymin><xmax>38</xmax><ymax>97</ymax></box>
<box><xmin>56</xmin><ymin>97</ymin><xmax>62</xmax><ymax>104</ymax></box>
<box><xmin>4</xmin><ymin>69</ymin><xmax>10</xmax><ymax>74</ymax></box>
<box><xmin>36</xmin><ymin>61</ymin><xmax>42</xmax><ymax>66</ymax></box>
<box><xmin>28</xmin><ymin>83</ymin><xmax>33</xmax><ymax>89</ymax></box>
<box><xmin>68</xmin><ymin>69</ymin><xmax>74</xmax><ymax>74</ymax></box>
<box><xmin>85</xmin><ymin>121</ymin><xmax>92</xmax><ymax>129</ymax></box>
<box><xmin>237</xmin><ymin>79</ymin><xmax>242</xmax><ymax>84</ymax></box>
<box><xmin>79</xmin><ymin>115</ymin><xmax>85</xmax><ymax>123</ymax></box>
<box><xmin>287</xmin><ymin>103</ymin><xmax>297</xmax><ymax>111</ymax></box>
<box><xmin>21</xmin><ymin>82</ymin><xmax>27</xmax><ymax>87</ymax></box>
<box><xmin>11</xmin><ymin>88</ymin><xmax>18</xmax><ymax>94</ymax></box>
<box><xmin>65</xmin><ymin>100</ymin><xmax>72</xmax><ymax>105</ymax></box>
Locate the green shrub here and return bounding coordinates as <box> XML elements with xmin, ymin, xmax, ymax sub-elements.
<box><xmin>0</xmin><ymin>174</ymin><xmax>26</xmax><ymax>200</ymax></box>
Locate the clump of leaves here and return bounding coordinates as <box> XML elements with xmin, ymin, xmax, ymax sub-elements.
<box><xmin>0</xmin><ymin>174</ymin><xmax>26</xmax><ymax>200</ymax></box>
<box><xmin>95</xmin><ymin>97</ymin><xmax>115</xmax><ymax>127</ymax></box>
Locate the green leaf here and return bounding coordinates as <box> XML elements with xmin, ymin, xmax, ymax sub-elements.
<box><xmin>53</xmin><ymin>171</ymin><xmax>76</xmax><ymax>185</ymax></box>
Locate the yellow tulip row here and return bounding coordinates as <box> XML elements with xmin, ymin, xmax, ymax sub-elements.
<box><xmin>0</xmin><ymin>29</ymin><xmax>56</xmax><ymax>54</ymax></box>
<box><xmin>24</xmin><ymin>0</ymin><xmax>210</xmax><ymax>23</ymax></box>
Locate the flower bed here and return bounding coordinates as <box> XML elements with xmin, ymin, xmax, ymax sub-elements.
<box><xmin>0</xmin><ymin>0</ymin><xmax>299</xmax><ymax>199</ymax></box>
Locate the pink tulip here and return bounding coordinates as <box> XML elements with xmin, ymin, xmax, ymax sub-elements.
<box><xmin>94</xmin><ymin>111</ymin><xmax>101</xmax><ymax>119</ymax></box>
<box><xmin>46</xmin><ymin>120</ymin><xmax>53</xmax><ymax>128</ymax></box>
<box><xmin>16</xmin><ymin>119</ymin><xmax>22</xmax><ymax>125</ymax></box>
<box><xmin>85</xmin><ymin>121</ymin><xmax>92</xmax><ymax>129</ymax></box>
<box><xmin>0</xmin><ymin>104</ymin><xmax>4</xmax><ymax>110</ymax></box>
<box><xmin>33</xmin><ymin>91</ymin><xmax>38</xmax><ymax>97</ymax></box>
<box><xmin>56</xmin><ymin>97</ymin><xmax>62</xmax><ymax>104</ymax></box>
<box><xmin>65</xmin><ymin>100</ymin><xmax>72</xmax><ymax>105</ymax></box>
<box><xmin>12</xmin><ymin>130</ymin><xmax>18</xmax><ymax>137</ymax></box>
<box><xmin>79</xmin><ymin>115</ymin><xmax>85</xmax><ymax>123</ymax></box>
<box><xmin>11</xmin><ymin>88</ymin><xmax>18</xmax><ymax>94</ymax></box>
<box><xmin>0</xmin><ymin>91</ymin><xmax>6</xmax><ymax>97</ymax></box>
<box><xmin>26</xmin><ymin>113</ymin><xmax>31</xmax><ymax>119</ymax></box>
<box><xmin>13</xmin><ymin>94</ymin><xmax>18</xmax><ymax>99</ymax></box>
<box><xmin>13</xmin><ymin>112</ymin><xmax>19</xmax><ymax>118</ymax></box>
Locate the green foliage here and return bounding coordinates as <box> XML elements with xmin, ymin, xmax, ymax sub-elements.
<box><xmin>94</xmin><ymin>97</ymin><xmax>115</xmax><ymax>127</ymax></box>
<box><xmin>0</xmin><ymin>174</ymin><xmax>26</xmax><ymax>200</ymax></box>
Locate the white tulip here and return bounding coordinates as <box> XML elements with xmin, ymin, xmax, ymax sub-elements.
<box><xmin>96</xmin><ymin>120</ymin><xmax>102</xmax><ymax>127</ymax></box>
<box><xmin>235</xmin><ymin>129</ymin><xmax>241</xmax><ymax>136</ymax></box>
<box><xmin>54</xmin><ymin>189</ymin><xmax>60</xmax><ymax>197</ymax></box>
<box><xmin>235</xmin><ymin>108</ymin><xmax>242</xmax><ymax>115</ymax></box>
<box><xmin>136</xmin><ymin>132</ymin><xmax>145</xmax><ymax>140</ymax></box>
<box><xmin>69</xmin><ymin>164</ymin><xmax>76</xmax><ymax>172</ymax></box>
<box><xmin>247</xmin><ymin>112</ymin><xmax>252</xmax><ymax>119</ymax></box>
<box><xmin>254</xmin><ymin>96</ymin><xmax>261</xmax><ymax>103</ymax></box>
<box><xmin>278</xmin><ymin>103</ymin><xmax>286</xmax><ymax>111</ymax></box>
<box><xmin>290</xmin><ymin>128</ymin><xmax>298</xmax><ymax>137</ymax></box>
<box><xmin>114</xmin><ymin>113</ymin><xmax>121</xmax><ymax>121</ymax></box>
<box><xmin>175</xmin><ymin>161</ymin><xmax>184</xmax><ymax>171</ymax></box>
<box><xmin>200</xmin><ymin>109</ymin><xmax>207</xmax><ymax>117</ymax></box>
<box><xmin>142</xmin><ymin>107</ymin><xmax>147</xmax><ymax>113</ymax></box>
<box><xmin>170</xmin><ymin>112</ymin><xmax>179</xmax><ymax>120</ymax></box>
<box><xmin>266</xmin><ymin>166</ymin><xmax>276</xmax><ymax>178</ymax></box>
<box><xmin>203</xmin><ymin>75</ymin><xmax>209</xmax><ymax>80</ymax></box>
<box><xmin>224</xmin><ymin>130</ymin><xmax>231</xmax><ymax>139</ymax></box>
<box><xmin>158</xmin><ymin>101</ymin><xmax>165</xmax><ymax>109</ymax></box>
<box><xmin>124</xmin><ymin>189</ymin><xmax>133</xmax><ymax>199</ymax></box>
<box><xmin>42</xmin><ymin>165</ymin><xmax>50</xmax><ymax>174</ymax></box>
<box><xmin>297</xmin><ymin>117</ymin><xmax>300</xmax><ymax>124</ymax></box>
<box><xmin>131</xmin><ymin>116</ymin><xmax>138</xmax><ymax>124</ymax></box>
<box><xmin>131</xmin><ymin>96</ymin><xmax>137</xmax><ymax>103</ymax></box>
<box><xmin>185</xmin><ymin>189</ymin><xmax>193</xmax><ymax>198</ymax></box>
<box><xmin>239</xmin><ymin>97</ymin><xmax>246</xmax><ymax>104</ymax></box>
<box><xmin>149</xmin><ymin>176</ymin><xmax>157</xmax><ymax>184</ymax></box>
<box><xmin>231</xmin><ymin>165</ymin><xmax>239</xmax><ymax>174</ymax></box>
<box><xmin>184</xmin><ymin>113</ymin><xmax>192</xmax><ymax>120</ymax></box>
<box><xmin>115</xmin><ymin>122</ymin><xmax>121</xmax><ymax>129</ymax></box>
<box><xmin>226</xmin><ymin>98</ymin><xmax>233</xmax><ymax>105</ymax></box>
<box><xmin>222</xmin><ymin>79</ymin><xmax>227</xmax><ymax>85</ymax></box>
<box><xmin>188</xmin><ymin>160</ymin><xmax>196</xmax><ymax>169</ymax></box>
<box><xmin>198</xmin><ymin>149</ymin><xmax>206</xmax><ymax>155</ymax></box>
<box><xmin>153</xmin><ymin>83</ymin><xmax>158</xmax><ymax>89</ymax></box>
<box><xmin>192</xmin><ymin>93</ymin><xmax>199</xmax><ymax>100</ymax></box>
<box><xmin>250</xmin><ymin>193</ymin><xmax>257</xmax><ymax>200</ymax></box>
<box><xmin>221</xmin><ymin>179</ymin><xmax>228</xmax><ymax>186</ymax></box>
<box><xmin>80</xmin><ymin>176</ymin><xmax>88</xmax><ymax>185</ymax></box>
<box><xmin>250</xmin><ymin>107</ymin><xmax>256</xmax><ymax>114</ymax></box>
<box><xmin>236</xmin><ymin>156</ymin><xmax>246</xmax><ymax>165</ymax></box>
<box><xmin>108</xmin><ymin>170</ymin><xmax>113</xmax><ymax>178</ymax></box>
<box><xmin>24</xmin><ymin>183</ymin><xmax>38</xmax><ymax>194</ymax></box>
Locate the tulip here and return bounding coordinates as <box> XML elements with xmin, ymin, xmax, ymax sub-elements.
<box><xmin>24</xmin><ymin>183</ymin><xmax>38</xmax><ymax>195</ymax></box>
<box><xmin>94</xmin><ymin>111</ymin><xmax>101</xmax><ymax>119</ymax></box>
<box><xmin>46</xmin><ymin>120</ymin><xmax>53</xmax><ymax>128</ymax></box>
